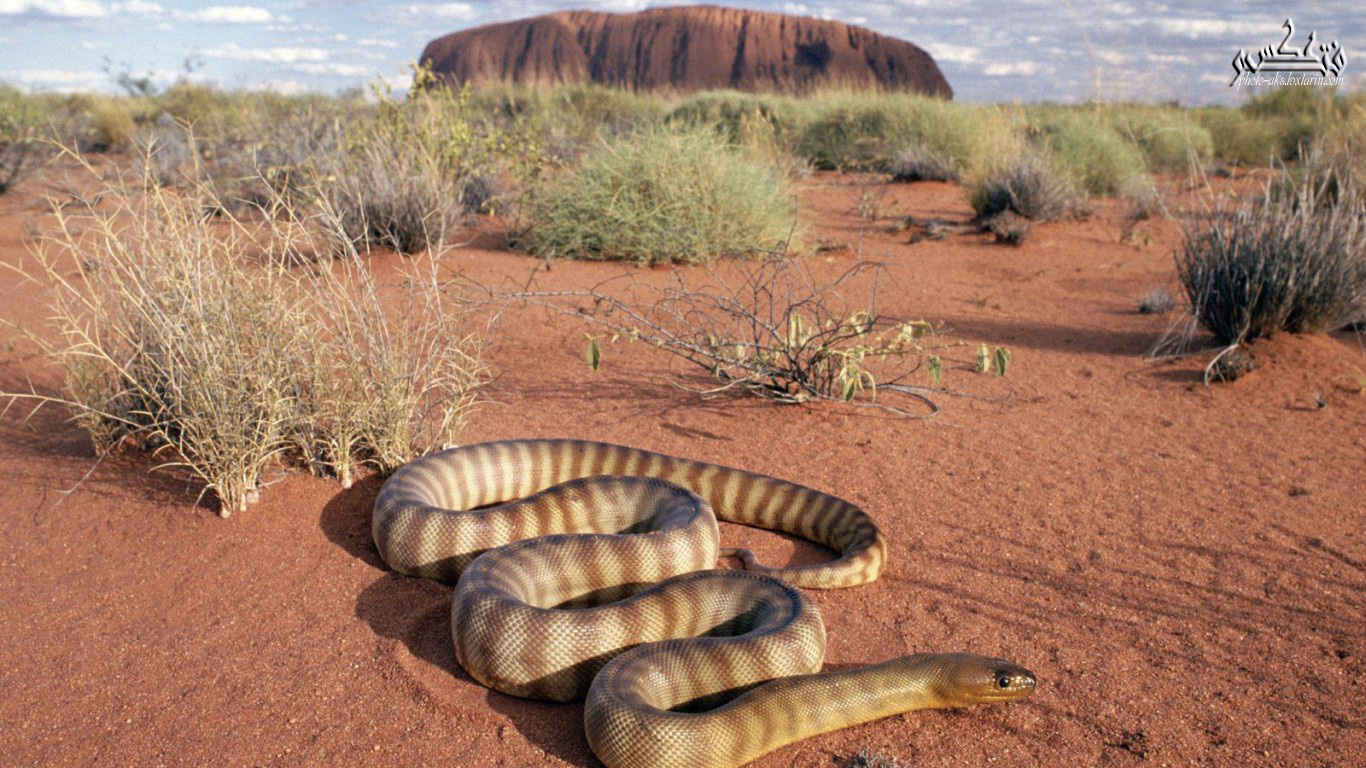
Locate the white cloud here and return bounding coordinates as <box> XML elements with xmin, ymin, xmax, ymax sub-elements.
<box><xmin>1148</xmin><ymin>18</ymin><xmax>1272</xmax><ymax>39</ymax></box>
<box><xmin>249</xmin><ymin>78</ymin><xmax>312</xmax><ymax>95</ymax></box>
<box><xmin>924</xmin><ymin>42</ymin><xmax>980</xmax><ymax>64</ymax></box>
<box><xmin>6</xmin><ymin>67</ymin><xmax>108</xmax><ymax>91</ymax></box>
<box><xmin>292</xmin><ymin>61</ymin><xmax>373</xmax><ymax>77</ymax></box>
<box><xmin>202</xmin><ymin>43</ymin><xmax>329</xmax><ymax>63</ymax></box>
<box><xmin>179</xmin><ymin>4</ymin><xmax>272</xmax><ymax>24</ymax></box>
<box><xmin>1145</xmin><ymin>52</ymin><xmax>1194</xmax><ymax>65</ymax></box>
<box><xmin>403</xmin><ymin>3</ymin><xmax>475</xmax><ymax>21</ymax></box>
<box><xmin>357</xmin><ymin>38</ymin><xmax>398</xmax><ymax>48</ymax></box>
<box><xmin>111</xmin><ymin>0</ymin><xmax>160</xmax><ymax>13</ymax></box>
<box><xmin>0</xmin><ymin>0</ymin><xmax>106</xmax><ymax>17</ymax></box>
<box><xmin>984</xmin><ymin>60</ymin><xmax>1040</xmax><ymax>76</ymax></box>
<box><xmin>1094</xmin><ymin>49</ymin><xmax>1127</xmax><ymax>66</ymax></box>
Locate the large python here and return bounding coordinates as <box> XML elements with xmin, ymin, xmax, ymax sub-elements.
<box><xmin>373</xmin><ymin>439</ymin><xmax>1035</xmax><ymax>768</ymax></box>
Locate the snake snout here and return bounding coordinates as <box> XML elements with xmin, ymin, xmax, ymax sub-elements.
<box><xmin>994</xmin><ymin>664</ymin><xmax>1036</xmax><ymax>696</ymax></box>
<box><xmin>927</xmin><ymin>653</ymin><xmax>1037</xmax><ymax>706</ymax></box>
<box><xmin>981</xmin><ymin>658</ymin><xmax>1036</xmax><ymax>703</ymax></box>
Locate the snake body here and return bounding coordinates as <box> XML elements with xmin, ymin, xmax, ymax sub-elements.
<box><xmin>373</xmin><ymin>439</ymin><xmax>1035</xmax><ymax>768</ymax></box>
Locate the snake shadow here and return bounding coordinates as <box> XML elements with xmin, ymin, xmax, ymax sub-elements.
<box><xmin>324</xmin><ymin>479</ymin><xmax>598</xmax><ymax>766</ymax></box>
<box><xmin>353</xmin><ymin>573</ymin><xmax>598</xmax><ymax>766</ymax></box>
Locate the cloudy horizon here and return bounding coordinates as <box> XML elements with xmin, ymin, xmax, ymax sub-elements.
<box><xmin>0</xmin><ymin>1</ymin><xmax>1361</xmax><ymax>104</ymax></box>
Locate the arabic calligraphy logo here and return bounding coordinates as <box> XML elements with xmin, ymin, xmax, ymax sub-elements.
<box><xmin>1231</xmin><ymin>19</ymin><xmax>1347</xmax><ymax>87</ymax></box>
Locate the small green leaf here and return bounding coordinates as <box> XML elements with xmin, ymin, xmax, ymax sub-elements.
<box><xmin>976</xmin><ymin>343</ymin><xmax>990</xmax><ymax>373</ymax></box>
<box><xmin>585</xmin><ymin>335</ymin><xmax>600</xmax><ymax>372</ymax></box>
<box><xmin>840</xmin><ymin>375</ymin><xmax>858</xmax><ymax>402</ymax></box>
<box><xmin>928</xmin><ymin>355</ymin><xmax>942</xmax><ymax>383</ymax></box>
<box><xmin>992</xmin><ymin>347</ymin><xmax>1011</xmax><ymax>377</ymax></box>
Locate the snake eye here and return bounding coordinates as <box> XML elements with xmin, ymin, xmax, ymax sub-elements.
<box><xmin>997</xmin><ymin>675</ymin><xmax>1011</xmax><ymax>689</ymax></box>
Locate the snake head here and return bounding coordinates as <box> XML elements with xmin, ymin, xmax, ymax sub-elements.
<box><xmin>921</xmin><ymin>653</ymin><xmax>1037</xmax><ymax>706</ymax></box>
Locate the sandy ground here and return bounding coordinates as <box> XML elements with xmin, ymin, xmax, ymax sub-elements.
<box><xmin>1</xmin><ymin>163</ymin><xmax>1363</xmax><ymax>768</ymax></box>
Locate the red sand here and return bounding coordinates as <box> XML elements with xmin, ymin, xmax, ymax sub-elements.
<box><xmin>1</xmin><ymin>165</ymin><xmax>1362</xmax><ymax>767</ymax></box>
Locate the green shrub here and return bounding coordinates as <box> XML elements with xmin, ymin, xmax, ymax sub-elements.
<box><xmin>1026</xmin><ymin>109</ymin><xmax>1146</xmax><ymax>195</ymax></box>
<box><xmin>1108</xmin><ymin>106</ymin><xmax>1213</xmax><ymax>171</ymax></box>
<box><xmin>60</xmin><ymin>94</ymin><xmax>138</xmax><ymax>152</ymax></box>
<box><xmin>521</xmin><ymin>124</ymin><xmax>799</xmax><ymax>264</ymax></box>
<box><xmin>795</xmin><ymin>93</ymin><xmax>1017</xmax><ymax>175</ymax></box>
<box><xmin>1316</xmin><ymin>92</ymin><xmax>1366</xmax><ymax>182</ymax></box>
<box><xmin>1196</xmin><ymin>108</ymin><xmax>1292</xmax><ymax>167</ymax></box>
<box><xmin>668</xmin><ymin>90</ymin><xmax>805</xmax><ymax>141</ymax></box>
<box><xmin>0</xmin><ymin>85</ymin><xmax>47</xmax><ymax>194</ymax></box>
<box><xmin>1195</xmin><ymin>88</ymin><xmax>1342</xmax><ymax>167</ymax></box>
<box><xmin>1178</xmin><ymin>158</ymin><xmax>1366</xmax><ymax>344</ymax></box>
<box><xmin>468</xmin><ymin>82</ymin><xmax>665</xmax><ymax>167</ymax></box>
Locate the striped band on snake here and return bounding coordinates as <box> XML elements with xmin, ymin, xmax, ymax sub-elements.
<box><xmin>372</xmin><ymin>438</ymin><xmax>1035</xmax><ymax>768</ymax></box>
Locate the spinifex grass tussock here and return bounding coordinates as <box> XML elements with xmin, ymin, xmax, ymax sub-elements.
<box><xmin>1176</xmin><ymin>155</ymin><xmax>1366</xmax><ymax>347</ymax></box>
<box><xmin>888</xmin><ymin>142</ymin><xmax>960</xmax><ymax>183</ymax></box>
<box><xmin>970</xmin><ymin>147</ymin><xmax>1083</xmax><ymax>223</ymax></box>
<box><xmin>519</xmin><ymin>124</ymin><xmax>800</xmax><ymax>265</ymax></box>
<box><xmin>795</xmin><ymin>92</ymin><xmax>1017</xmax><ymax>176</ymax></box>
<box><xmin>8</xmin><ymin>150</ymin><xmax>487</xmax><ymax>514</ymax></box>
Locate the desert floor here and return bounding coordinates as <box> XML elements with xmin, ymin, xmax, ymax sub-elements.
<box><xmin>1</xmin><ymin>165</ymin><xmax>1362</xmax><ymax>768</ymax></box>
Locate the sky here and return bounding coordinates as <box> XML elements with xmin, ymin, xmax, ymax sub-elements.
<box><xmin>0</xmin><ymin>1</ymin><xmax>1361</xmax><ymax>104</ymax></box>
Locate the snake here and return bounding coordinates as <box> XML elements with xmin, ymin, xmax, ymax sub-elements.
<box><xmin>372</xmin><ymin>438</ymin><xmax>1035</xmax><ymax>768</ymax></box>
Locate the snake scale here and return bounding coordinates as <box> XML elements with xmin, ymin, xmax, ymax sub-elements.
<box><xmin>373</xmin><ymin>439</ymin><xmax>1035</xmax><ymax>768</ymax></box>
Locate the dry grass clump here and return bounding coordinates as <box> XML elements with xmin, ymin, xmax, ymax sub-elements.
<box><xmin>27</xmin><ymin>158</ymin><xmax>301</xmax><ymax>514</ymax></box>
<box><xmin>292</xmin><ymin>210</ymin><xmax>485</xmax><ymax>484</ymax></box>
<box><xmin>985</xmin><ymin>210</ymin><xmax>1031</xmax><ymax>245</ymax></box>
<box><xmin>321</xmin><ymin>136</ymin><xmax>463</xmax><ymax>255</ymax></box>
<box><xmin>889</xmin><ymin>142</ymin><xmax>960</xmax><ymax>183</ymax></box>
<box><xmin>1177</xmin><ymin>155</ymin><xmax>1365</xmax><ymax>345</ymax></box>
<box><xmin>1138</xmin><ymin>287</ymin><xmax>1177</xmax><ymax>315</ymax></box>
<box><xmin>12</xmin><ymin>151</ymin><xmax>486</xmax><ymax>514</ymax></box>
<box><xmin>319</xmin><ymin>79</ymin><xmax>490</xmax><ymax>255</ymax></box>
<box><xmin>970</xmin><ymin>148</ymin><xmax>1083</xmax><ymax>223</ymax></box>
<box><xmin>520</xmin><ymin>124</ymin><xmax>800</xmax><ymax>265</ymax></box>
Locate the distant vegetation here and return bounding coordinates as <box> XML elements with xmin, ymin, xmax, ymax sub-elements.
<box><xmin>1</xmin><ymin>71</ymin><xmax>1361</xmax><ymax>510</ymax></box>
<box><xmin>3</xmin><ymin>74</ymin><xmax>1361</xmax><ymax>214</ymax></box>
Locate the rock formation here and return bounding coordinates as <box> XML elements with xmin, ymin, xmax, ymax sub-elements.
<box><xmin>419</xmin><ymin>5</ymin><xmax>952</xmax><ymax>97</ymax></box>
